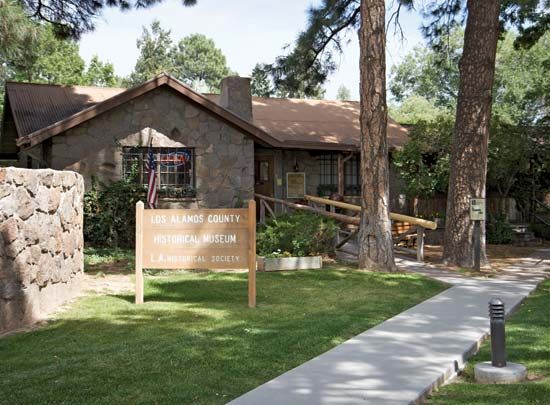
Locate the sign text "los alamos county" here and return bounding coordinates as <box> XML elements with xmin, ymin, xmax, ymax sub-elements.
<box><xmin>141</xmin><ymin>208</ymin><xmax>249</xmax><ymax>269</ymax></box>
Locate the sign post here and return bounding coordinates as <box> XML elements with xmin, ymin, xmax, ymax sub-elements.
<box><xmin>135</xmin><ymin>201</ymin><xmax>144</xmax><ymax>304</ymax></box>
<box><xmin>247</xmin><ymin>200</ymin><xmax>256</xmax><ymax>308</ymax></box>
<box><xmin>135</xmin><ymin>200</ymin><xmax>257</xmax><ymax>307</ymax></box>
<box><xmin>469</xmin><ymin>198</ymin><xmax>486</xmax><ymax>271</ymax></box>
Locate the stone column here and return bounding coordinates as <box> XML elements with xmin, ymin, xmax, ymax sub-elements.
<box><xmin>219</xmin><ymin>76</ymin><xmax>253</xmax><ymax>122</ymax></box>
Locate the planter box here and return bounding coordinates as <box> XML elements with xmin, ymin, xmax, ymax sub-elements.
<box><xmin>257</xmin><ymin>256</ymin><xmax>323</xmax><ymax>272</ymax></box>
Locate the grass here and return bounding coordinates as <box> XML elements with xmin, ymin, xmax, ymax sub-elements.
<box><xmin>427</xmin><ymin>279</ymin><xmax>550</xmax><ymax>404</ymax></box>
<box><xmin>84</xmin><ymin>247</ymin><xmax>134</xmax><ymax>272</ymax></box>
<box><xmin>0</xmin><ymin>263</ymin><xmax>445</xmax><ymax>404</ymax></box>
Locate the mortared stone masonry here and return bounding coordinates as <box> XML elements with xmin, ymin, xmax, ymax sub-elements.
<box><xmin>0</xmin><ymin>167</ymin><xmax>84</xmax><ymax>334</ymax></box>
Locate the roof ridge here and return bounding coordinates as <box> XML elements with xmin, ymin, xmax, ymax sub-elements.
<box><xmin>253</xmin><ymin>96</ymin><xmax>359</xmax><ymax>103</ymax></box>
<box><xmin>6</xmin><ymin>81</ymin><xmax>126</xmax><ymax>91</ymax></box>
<box><xmin>191</xmin><ymin>91</ymin><xmax>359</xmax><ymax>104</ymax></box>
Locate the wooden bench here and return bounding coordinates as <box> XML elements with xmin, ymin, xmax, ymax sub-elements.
<box><xmin>392</xmin><ymin>221</ymin><xmax>417</xmax><ymax>247</ymax></box>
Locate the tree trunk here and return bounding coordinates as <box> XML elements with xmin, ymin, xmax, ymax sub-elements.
<box><xmin>442</xmin><ymin>0</ymin><xmax>500</xmax><ymax>267</ymax></box>
<box><xmin>357</xmin><ymin>0</ymin><xmax>396</xmax><ymax>272</ymax></box>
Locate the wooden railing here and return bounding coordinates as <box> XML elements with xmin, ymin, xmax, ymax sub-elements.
<box><xmin>255</xmin><ymin>193</ymin><xmax>437</xmax><ymax>262</ymax></box>
<box><xmin>303</xmin><ymin>195</ymin><xmax>438</xmax><ymax>230</ymax></box>
<box><xmin>256</xmin><ymin>194</ymin><xmax>360</xmax><ymax>225</ymax></box>
<box><xmin>533</xmin><ymin>198</ymin><xmax>550</xmax><ymax>227</ymax></box>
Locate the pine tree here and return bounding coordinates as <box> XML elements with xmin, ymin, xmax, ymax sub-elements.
<box><xmin>442</xmin><ymin>1</ymin><xmax>500</xmax><ymax>267</ymax></box>
<box><xmin>357</xmin><ymin>0</ymin><xmax>397</xmax><ymax>271</ymax></box>
<box><xmin>250</xmin><ymin>64</ymin><xmax>273</xmax><ymax>97</ymax></box>
<box><xmin>172</xmin><ymin>33</ymin><xmax>231</xmax><ymax>92</ymax></box>
<box><xmin>336</xmin><ymin>85</ymin><xmax>351</xmax><ymax>100</ymax></box>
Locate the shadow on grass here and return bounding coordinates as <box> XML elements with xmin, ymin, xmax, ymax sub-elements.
<box><xmin>0</xmin><ymin>269</ymin><xmax>446</xmax><ymax>405</ymax></box>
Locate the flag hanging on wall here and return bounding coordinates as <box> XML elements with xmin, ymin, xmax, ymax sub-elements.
<box><xmin>145</xmin><ymin>140</ymin><xmax>158</xmax><ymax>209</ymax></box>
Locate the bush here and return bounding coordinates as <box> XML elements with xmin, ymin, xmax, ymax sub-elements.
<box><xmin>486</xmin><ymin>215</ymin><xmax>514</xmax><ymax>244</ymax></box>
<box><xmin>84</xmin><ymin>179</ymin><xmax>145</xmax><ymax>247</ymax></box>
<box><xmin>257</xmin><ymin>211</ymin><xmax>338</xmax><ymax>257</ymax></box>
<box><xmin>530</xmin><ymin>223</ymin><xmax>550</xmax><ymax>240</ymax></box>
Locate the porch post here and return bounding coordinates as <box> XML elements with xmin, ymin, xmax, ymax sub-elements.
<box><xmin>338</xmin><ymin>154</ymin><xmax>344</xmax><ymax>196</ymax></box>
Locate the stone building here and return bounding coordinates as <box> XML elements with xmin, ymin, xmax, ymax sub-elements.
<box><xmin>0</xmin><ymin>74</ymin><xmax>409</xmax><ymax>209</ymax></box>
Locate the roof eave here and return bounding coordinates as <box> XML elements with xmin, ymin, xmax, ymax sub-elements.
<box><xmin>16</xmin><ymin>74</ymin><xmax>282</xmax><ymax>150</ymax></box>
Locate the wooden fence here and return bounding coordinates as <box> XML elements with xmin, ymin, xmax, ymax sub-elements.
<box><xmin>256</xmin><ymin>193</ymin><xmax>437</xmax><ymax>262</ymax></box>
<box><xmin>408</xmin><ymin>197</ymin><xmax>521</xmax><ymax>223</ymax></box>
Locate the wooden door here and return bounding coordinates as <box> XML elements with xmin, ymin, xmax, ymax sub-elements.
<box><xmin>254</xmin><ymin>156</ymin><xmax>275</xmax><ymax>218</ymax></box>
<box><xmin>254</xmin><ymin>156</ymin><xmax>274</xmax><ymax>198</ymax></box>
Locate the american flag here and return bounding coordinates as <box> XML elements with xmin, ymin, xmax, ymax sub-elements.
<box><xmin>145</xmin><ymin>140</ymin><xmax>158</xmax><ymax>209</ymax></box>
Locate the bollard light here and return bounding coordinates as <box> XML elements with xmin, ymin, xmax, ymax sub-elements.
<box><xmin>474</xmin><ymin>298</ymin><xmax>526</xmax><ymax>383</ymax></box>
<box><xmin>489</xmin><ymin>298</ymin><xmax>506</xmax><ymax>367</ymax></box>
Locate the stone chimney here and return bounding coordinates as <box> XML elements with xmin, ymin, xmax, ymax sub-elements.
<box><xmin>219</xmin><ymin>76</ymin><xmax>253</xmax><ymax>122</ymax></box>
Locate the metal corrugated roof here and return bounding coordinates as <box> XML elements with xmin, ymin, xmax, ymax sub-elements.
<box><xmin>11</xmin><ymin>75</ymin><xmax>281</xmax><ymax>150</ymax></box>
<box><xmin>5</xmin><ymin>82</ymin><xmax>124</xmax><ymax>137</ymax></box>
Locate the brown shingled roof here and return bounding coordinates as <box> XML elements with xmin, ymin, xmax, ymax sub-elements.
<box><xmin>5</xmin><ymin>74</ymin><xmax>408</xmax><ymax>151</ymax></box>
<box><xmin>206</xmin><ymin>95</ymin><xmax>408</xmax><ymax>149</ymax></box>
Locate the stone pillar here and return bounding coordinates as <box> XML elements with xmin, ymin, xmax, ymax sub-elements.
<box><xmin>219</xmin><ymin>76</ymin><xmax>253</xmax><ymax>122</ymax></box>
<box><xmin>0</xmin><ymin>167</ymin><xmax>84</xmax><ymax>334</ymax></box>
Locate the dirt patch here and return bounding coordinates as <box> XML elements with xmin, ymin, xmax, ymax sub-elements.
<box><xmin>83</xmin><ymin>273</ymin><xmax>134</xmax><ymax>295</ymax></box>
<box><xmin>423</xmin><ymin>244</ymin><xmax>544</xmax><ymax>274</ymax></box>
<box><xmin>83</xmin><ymin>258</ymin><xmax>134</xmax><ymax>295</ymax></box>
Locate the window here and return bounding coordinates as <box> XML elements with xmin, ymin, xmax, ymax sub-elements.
<box><xmin>319</xmin><ymin>154</ymin><xmax>338</xmax><ymax>186</ymax></box>
<box><xmin>344</xmin><ymin>155</ymin><xmax>361</xmax><ymax>196</ymax></box>
<box><xmin>122</xmin><ymin>147</ymin><xmax>195</xmax><ymax>197</ymax></box>
<box><xmin>318</xmin><ymin>153</ymin><xmax>361</xmax><ymax>196</ymax></box>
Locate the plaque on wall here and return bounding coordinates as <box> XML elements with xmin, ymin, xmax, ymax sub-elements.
<box><xmin>287</xmin><ymin>172</ymin><xmax>306</xmax><ymax>198</ymax></box>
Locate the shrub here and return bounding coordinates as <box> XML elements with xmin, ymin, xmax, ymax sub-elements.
<box><xmin>257</xmin><ymin>211</ymin><xmax>338</xmax><ymax>257</ymax></box>
<box><xmin>530</xmin><ymin>223</ymin><xmax>550</xmax><ymax>240</ymax></box>
<box><xmin>84</xmin><ymin>179</ymin><xmax>145</xmax><ymax>247</ymax></box>
<box><xmin>486</xmin><ymin>215</ymin><xmax>514</xmax><ymax>244</ymax></box>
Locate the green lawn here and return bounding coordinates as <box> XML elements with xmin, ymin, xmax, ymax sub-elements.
<box><xmin>427</xmin><ymin>279</ymin><xmax>550</xmax><ymax>404</ymax></box>
<box><xmin>0</xmin><ymin>261</ymin><xmax>445</xmax><ymax>405</ymax></box>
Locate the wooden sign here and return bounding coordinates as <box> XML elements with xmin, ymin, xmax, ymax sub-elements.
<box><xmin>135</xmin><ymin>200</ymin><xmax>256</xmax><ymax>307</ymax></box>
<box><xmin>286</xmin><ymin>172</ymin><xmax>306</xmax><ymax>198</ymax></box>
<box><xmin>469</xmin><ymin>198</ymin><xmax>486</xmax><ymax>221</ymax></box>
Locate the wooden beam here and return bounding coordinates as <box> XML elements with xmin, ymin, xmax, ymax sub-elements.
<box><xmin>259</xmin><ymin>199</ymin><xmax>266</xmax><ymax>224</ymax></box>
<box><xmin>417</xmin><ymin>226</ymin><xmax>425</xmax><ymax>262</ymax></box>
<box><xmin>303</xmin><ymin>195</ymin><xmax>438</xmax><ymax>230</ymax></box>
<box><xmin>335</xmin><ymin>228</ymin><xmax>359</xmax><ymax>249</ymax></box>
<box><xmin>337</xmin><ymin>152</ymin><xmax>354</xmax><ymax>196</ymax></box>
<box><xmin>255</xmin><ymin>194</ymin><xmax>360</xmax><ymax>225</ymax></box>
<box><xmin>264</xmin><ymin>200</ymin><xmax>276</xmax><ymax>218</ymax></box>
<box><xmin>338</xmin><ymin>154</ymin><xmax>344</xmax><ymax>196</ymax></box>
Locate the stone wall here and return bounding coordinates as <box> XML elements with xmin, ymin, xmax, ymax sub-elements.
<box><xmin>0</xmin><ymin>167</ymin><xmax>84</xmax><ymax>334</ymax></box>
<box><xmin>39</xmin><ymin>85</ymin><xmax>254</xmax><ymax>208</ymax></box>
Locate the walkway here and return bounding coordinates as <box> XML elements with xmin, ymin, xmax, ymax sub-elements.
<box><xmin>229</xmin><ymin>249</ymin><xmax>549</xmax><ymax>405</ymax></box>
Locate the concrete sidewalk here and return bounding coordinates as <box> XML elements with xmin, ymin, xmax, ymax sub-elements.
<box><xmin>229</xmin><ymin>249</ymin><xmax>549</xmax><ymax>405</ymax></box>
